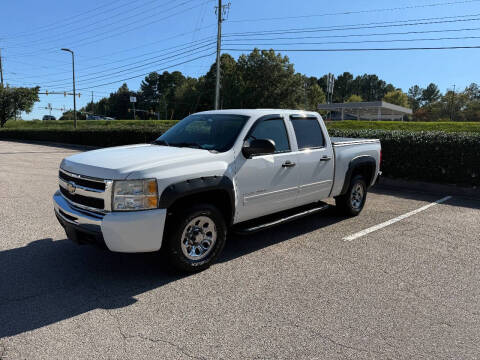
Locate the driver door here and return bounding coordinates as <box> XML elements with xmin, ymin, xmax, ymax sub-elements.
<box><xmin>234</xmin><ymin>115</ymin><xmax>300</xmax><ymax>223</ymax></box>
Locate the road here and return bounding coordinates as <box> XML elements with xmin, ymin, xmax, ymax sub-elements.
<box><xmin>1</xmin><ymin>140</ymin><xmax>479</xmax><ymax>360</ymax></box>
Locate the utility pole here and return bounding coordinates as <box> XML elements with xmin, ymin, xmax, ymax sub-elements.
<box><xmin>0</xmin><ymin>49</ymin><xmax>4</xmax><ymax>87</ymax></box>
<box><xmin>91</xmin><ymin>91</ymin><xmax>94</xmax><ymax>115</ymax></box>
<box><xmin>61</xmin><ymin>48</ymin><xmax>77</xmax><ymax>128</ymax></box>
<box><xmin>214</xmin><ymin>0</ymin><xmax>222</xmax><ymax>110</ymax></box>
<box><xmin>214</xmin><ymin>1</ymin><xmax>230</xmax><ymax>109</ymax></box>
<box><xmin>450</xmin><ymin>84</ymin><xmax>456</xmax><ymax>121</ymax></box>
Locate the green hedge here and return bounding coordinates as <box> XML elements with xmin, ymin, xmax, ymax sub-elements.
<box><xmin>0</xmin><ymin>128</ymin><xmax>162</xmax><ymax>147</ymax></box>
<box><xmin>328</xmin><ymin>129</ymin><xmax>480</xmax><ymax>187</ymax></box>
<box><xmin>1</xmin><ymin>127</ymin><xmax>479</xmax><ymax>187</ymax></box>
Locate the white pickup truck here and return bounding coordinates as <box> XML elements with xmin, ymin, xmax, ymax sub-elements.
<box><xmin>54</xmin><ymin>109</ymin><xmax>381</xmax><ymax>271</ymax></box>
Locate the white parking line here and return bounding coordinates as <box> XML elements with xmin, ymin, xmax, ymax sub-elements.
<box><xmin>343</xmin><ymin>196</ymin><xmax>452</xmax><ymax>241</ymax></box>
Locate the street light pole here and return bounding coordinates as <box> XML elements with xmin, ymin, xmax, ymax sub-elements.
<box><xmin>61</xmin><ymin>48</ymin><xmax>77</xmax><ymax>129</ymax></box>
<box><xmin>214</xmin><ymin>0</ymin><xmax>222</xmax><ymax>110</ymax></box>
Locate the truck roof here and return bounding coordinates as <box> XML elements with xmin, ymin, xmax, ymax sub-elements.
<box><xmin>195</xmin><ymin>109</ymin><xmax>320</xmax><ymax>117</ymax></box>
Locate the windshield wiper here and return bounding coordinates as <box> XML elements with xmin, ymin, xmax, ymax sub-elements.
<box><xmin>152</xmin><ymin>139</ymin><xmax>170</xmax><ymax>146</ymax></box>
<box><xmin>170</xmin><ymin>142</ymin><xmax>204</xmax><ymax>149</ymax></box>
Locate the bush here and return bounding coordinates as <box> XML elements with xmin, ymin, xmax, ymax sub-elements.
<box><xmin>328</xmin><ymin>129</ymin><xmax>480</xmax><ymax>187</ymax></box>
<box><xmin>0</xmin><ymin>128</ymin><xmax>162</xmax><ymax>147</ymax></box>
<box><xmin>1</xmin><ymin>127</ymin><xmax>478</xmax><ymax>187</ymax></box>
<box><xmin>325</xmin><ymin>120</ymin><xmax>480</xmax><ymax>133</ymax></box>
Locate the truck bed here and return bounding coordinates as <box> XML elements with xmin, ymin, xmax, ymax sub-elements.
<box><xmin>331</xmin><ymin>137</ymin><xmax>380</xmax><ymax>146</ymax></box>
<box><xmin>330</xmin><ymin>137</ymin><xmax>381</xmax><ymax>198</ymax></box>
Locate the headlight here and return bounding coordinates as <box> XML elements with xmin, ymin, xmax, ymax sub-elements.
<box><xmin>113</xmin><ymin>179</ymin><xmax>158</xmax><ymax>211</ymax></box>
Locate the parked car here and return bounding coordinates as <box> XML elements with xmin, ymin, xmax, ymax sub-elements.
<box><xmin>53</xmin><ymin>109</ymin><xmax>381</xmax><ymax>272</ymax></box>
<box><xmin>42</xmin><ymin>115</ymin><xmax>56</xmax><ymax>121</ymax></box>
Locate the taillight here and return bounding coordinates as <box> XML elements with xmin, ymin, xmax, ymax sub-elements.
<box><xmin>379</xmin><ymin>150</ymin><xmax>382</xmax><ymax>169</ymax></box>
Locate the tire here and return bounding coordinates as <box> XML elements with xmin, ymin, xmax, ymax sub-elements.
<box><xmin>163</xmin><ymin>203</ymin><xmax>227</xmax><ymax>273</ymax></box>
<box><xmin>335</xmin><ymin>175</ymin><xmax>367</xmax><ymax>216</ymax></box>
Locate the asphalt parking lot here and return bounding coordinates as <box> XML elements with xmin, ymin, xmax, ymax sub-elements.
<box><xmin>1</xmin><ymin>140</ymin><xmax>479</xmax><ymax>360</ymax></box>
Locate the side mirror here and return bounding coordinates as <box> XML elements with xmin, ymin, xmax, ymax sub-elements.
<box><xmin>242</xmin><ymin>139</ymin><xmax>276</xmax><ymax>158</ymax></box>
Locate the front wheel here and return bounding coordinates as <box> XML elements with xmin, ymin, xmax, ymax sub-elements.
<box><xmin>164</xmin><ymin>203</ymin><xmax>227</xmax><ymax>272</ymax></box>
<box><xmin>335</xmin><ymin>175</ymin><xmax>367</xmax><ymax>216</ymax></box>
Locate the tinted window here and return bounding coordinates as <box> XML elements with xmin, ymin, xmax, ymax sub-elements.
<box><xmin>291</xmin><ymin>118</ymin><xmax>325</xmax><ymax>150</ymax></box>
<box><xmin>247</xmin><ymin>118</ymin><xmax>290</xmax><ymax>153</ymax></box>
<box><xmin>156</xmin><ymin>114</ymin><xmax>249</xmax><ymax>152</ymax></box>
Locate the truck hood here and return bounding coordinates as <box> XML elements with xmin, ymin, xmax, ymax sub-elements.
<box><xmin>60</xmin><ymin>144</ymin><xmax>215</xmax><ymax>179</ymax></box>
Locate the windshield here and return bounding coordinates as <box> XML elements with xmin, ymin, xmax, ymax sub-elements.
<box><xmin>155</xmin><ymin>114</ymin><xmax>249</xmax><ymax>152</ymax></box>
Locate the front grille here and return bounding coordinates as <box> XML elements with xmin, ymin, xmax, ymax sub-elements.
<box><xmin>58</xmin><ymin>169</ymin><xmax>111</xmax><ymax>212</ymax></box>
<box><xmin>59</xmin><ymin>171</ymin><xmax>105</xmax><ymax>190</ymax></box>
<box><xmin>60</xmin><ymin>186</ymin><xmax>105</xmax><ymax>209</ymax></box>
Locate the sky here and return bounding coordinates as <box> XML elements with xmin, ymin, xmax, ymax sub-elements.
<box><xmin>1</xmin><ymin>0</ymin><xmax>480</xmax><ymax>120</ymax></box>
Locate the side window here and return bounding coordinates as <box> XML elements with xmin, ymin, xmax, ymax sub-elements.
<box><xmin>247</xmin><ymin>118</ymin><xmax>290</xmax><ymax>153</ymax></box>
<box><xmin>291</xmin><ymin>118</ymin><xmax>325</xmax><ymax>150</ymax></box>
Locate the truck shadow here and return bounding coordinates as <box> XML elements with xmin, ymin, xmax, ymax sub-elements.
<box><xmin>0</xmin><ymin>207</ymin><xmax>344</xmax><ymax>339</ymax></box>
<box><xmin>220</xmin><ymin>206</ymin><xmax>344</xmax><ymax>263</ymax></box>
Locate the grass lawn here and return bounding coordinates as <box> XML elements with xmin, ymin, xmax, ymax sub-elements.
<box><xmin>325</xmin><ymin>120</ymin><xmax>480</xmax><ymax>133</ymax></box>
<box><xmin>3</xmin><ymin>119</ymin><xmax>480</xmax><ymax>134</ymax></box>
<box><xmin>4</xmin><ymin>119</ymin><xmax>178</xmax><ymax>129</ymax></box>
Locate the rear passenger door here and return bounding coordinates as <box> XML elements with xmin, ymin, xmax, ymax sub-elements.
<box><xmin>289</xmin><ymin>115</ymin><xmax>334</xmax><ymax>206</ymax></box>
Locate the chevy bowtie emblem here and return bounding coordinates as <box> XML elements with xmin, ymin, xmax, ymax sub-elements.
<box><xmin>67</xmin><ymin>182</ymin><xmax>76</xmax><ymax>195</ymax></box>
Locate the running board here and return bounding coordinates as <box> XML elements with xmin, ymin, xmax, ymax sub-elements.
<box><xmin>233</xmin><ymin>202</ymin><xmax>330</xmax><ymax>235</ymax></box>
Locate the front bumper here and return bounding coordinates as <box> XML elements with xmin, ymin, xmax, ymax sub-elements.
<box><xmin>53</xmin><ymin>190</ymin><xmax>167</xmax><ymax>253</ymax></box>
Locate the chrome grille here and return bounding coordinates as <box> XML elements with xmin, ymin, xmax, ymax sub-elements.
<box><xmin>58</xmin><ymin>168</ymin><xmax>113</xmax><ymax>213</ymax></box>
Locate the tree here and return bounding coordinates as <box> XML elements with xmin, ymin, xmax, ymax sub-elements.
<box><xmin>334</xmin><ymin>72</ymin><xmax>354</xmax><ymax>103</ymax></box>
<box><xmin>305</xmin><ymin>81</ymin><xmax>326</xmax><ymax>111</ymax></box>
<box><xmin>346</xmin><ymin>94</ymin><xmax>363</xmax><ymax>102</ymax></box>
<box><xmin>107</xmin><ymin>83</ymin><xmax>139</xmax><ymax>119</ymax></box>
<box><xmin>351</xmin><ymin>74</ymin><xmax>395</xmax><ymax>101</ymax></box>
<box><xmin>464</xmin><ymin>83</ymin><xmax>480</xmax><ymax>100</ymax></box>
<box><xmin>236</xmin><ymin>49</ymin><xmax>303</xmax><ymax>108</ymax></box>
<box><xmin>383</xmin><ymin>90</ymin><xmax>409</xmax><ymax>107</ymax></box>
<box><xmin>60</xmin><ymin>110</ymin><xmax>86</xmax><ymax>120</ymax></box>
<box><xmin>0</xmin><ymin>86</ymin><xmax>40</xmax><ymax>127</ymax></box>
<box><xmin>422</xmin><ymin>83</ymin><xmax>441</xmax><ymax>105</ymax></box>
<box><xmin>407</xmin><ymin>85</ymin><xmax>423</xmax><ymax>112</ymax></box>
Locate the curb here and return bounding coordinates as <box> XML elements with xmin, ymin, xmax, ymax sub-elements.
<box><xmin>376</xmin><ymin>177</ymin><xmax>479</xmax><ymax>200</ymax></box>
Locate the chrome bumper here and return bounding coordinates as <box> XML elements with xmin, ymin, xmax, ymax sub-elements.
<box><xmin>54</xmin><ymin>190</ymin><xmax>168</xmax><ymax>253</ymax></box>
<box><xmin>53</xmin><ymin>190</ymin><xmax>103</xmax><ymax>234</ymax></box>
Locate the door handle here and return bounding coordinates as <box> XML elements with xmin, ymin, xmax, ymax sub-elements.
<box><xmin>320</xmin><ymin>155</ymin><xmax>332</xmax><ymax>162</ymax></box>
<box><xmin>282</xmin><ymin>160</ymin><xmax>296</xmax><ymax>168</ymax></box>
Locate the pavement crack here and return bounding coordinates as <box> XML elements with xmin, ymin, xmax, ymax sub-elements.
<box><xmin>282</xmin><ymin>317</ymin><xmax>392</xmax><ymax>359</ymax></box>
<box><xmin>104</xmin><ymin>310</ymin><xmax>132</xmax><ymax>355</ymax></box>
<box><xmin>136</xmin><ymin>334</ymin><xmax>206</xmax><ymax>360</ymax></box>
<box><xmin>103</xmin><ymin>309</ymin><xmax>203</xmax><ymax>359</ymax></box>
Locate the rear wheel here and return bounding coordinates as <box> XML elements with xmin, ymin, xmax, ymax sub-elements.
<box><xmin>164</xmin><ymin>203</ymin><xmax>226</xmax><ymax>272</ymax></box>
<box><xmin>335</xmin><ymin>175</ymin><xmax>367</xmax><ymax>216</ymax></box>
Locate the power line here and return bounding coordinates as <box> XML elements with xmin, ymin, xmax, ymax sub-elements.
<box><xmin>4</xmin><ymin>0</ymin><xmax>214</xmax><ymax>57</ymax></box>
<box><xmin>76</xmin><ymin>52</ymin><xmax>216</xmax><ymax>91</ymax></box>
<box><xmin>224</xmin><ymin>35</ymin><xmax>480</xmax><ymax>47</ymax></box>
<box><xmin>43</xmin><ymin>42</ymin><xmax>217</xmax><ymax>88</ymax></box>
<box><xmin>223</xmin><ymin>14</ymin><xmax>480</xmax><ymax>37</ymax></box>
<box><xmin>0</xmin><ymin>0</ymin><xmax>147</xmax><ymax>40</ymax></box>
<box><xmin>223</xmin><ymin>45</ymin><xmax>480</xmax><ymax>52</ymax></box>
<box><xmin>228</xmin><ymin>0</ymin><xmax>480</xmax><ymax>23</ymax></box>
<box><xmin>74</xmin><ymin>48</ymin><xmax>216</xmax><ymax>89</ymax></box>
<box><xmin>4</xmin><ymin>36</ymin><xmax>218</xmax><ymax>89</ymax></box>
<box><xmin>6</xmin><ymin>0</ymin><xmax>198</xmax><ymax>49</ymax></box>
<box><xmin>17</xmin><ymin>37</ymin><xmax>215</xmax><ymax>85</ymax></box>
<box><xmin>222</xmin><ymin>26</ymin><xmax>480</xmax><ymax>42</ymax></box>
<box><xmin>5</xmin><ymin>34</ymin><xmax>217</xmax><ymax>81</ymax></box>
